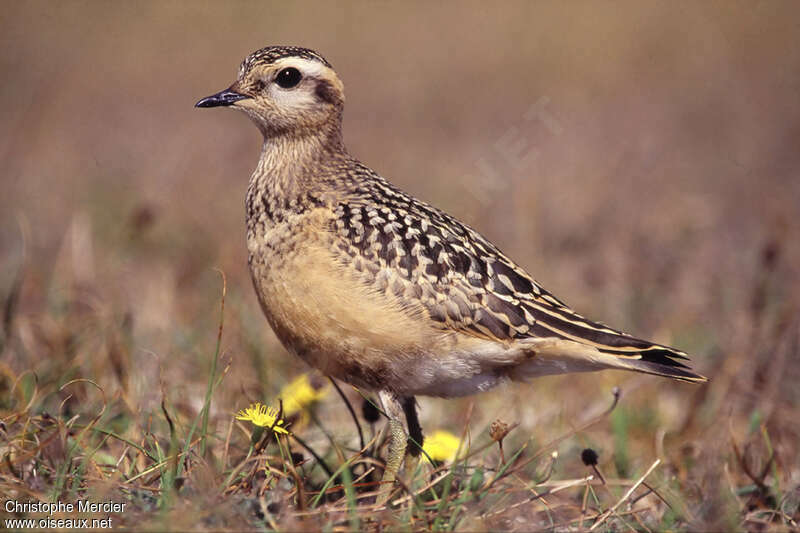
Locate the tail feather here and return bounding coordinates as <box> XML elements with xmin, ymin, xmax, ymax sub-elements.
<box><xmin>515</xmin><ymin>337</ymin><xmax>708</xmax><ymax>383</ymax></box>
<box><xmin>597</xmin><ymin>344</ymin><xmax>706</xmax><ymax>382</ymax></box>
<box><xmin>511</xmin><ymin>301</ymin><xmax>707</xmax><ymax>382</ymax></box>
<box><xmin>621</xmin><ymin>357</ymin><xmax>707</xmax><ymax>382</ymax></box>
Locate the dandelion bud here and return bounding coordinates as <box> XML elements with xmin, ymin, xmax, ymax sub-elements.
<box><xmin>489</xmin><ymin>419</ymin><xmax>511</xmax><ymax>442</ymax></box>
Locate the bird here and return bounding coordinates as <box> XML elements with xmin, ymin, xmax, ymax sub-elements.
<box><xmin>196</xmin><ymin>45</ymin><xmax>707</xmax><ymax>501</ymax></box>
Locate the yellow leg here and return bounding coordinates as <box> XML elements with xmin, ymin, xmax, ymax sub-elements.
<box><xmin>377</xmin><ymin>390</ymin><xmax>408</xmax><ymax>504</ymax></box>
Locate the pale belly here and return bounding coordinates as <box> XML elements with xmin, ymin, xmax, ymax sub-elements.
<box><xmin>246</xmin><ymin>212</ymin><xmax>517</xmax><ymax>396</ymax></box>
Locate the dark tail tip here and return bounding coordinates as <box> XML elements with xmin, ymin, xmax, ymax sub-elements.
<box><xmin>602</xmin><ymin>346</ymin><xmax>708</xmax><ymax>382</ymax></box>
<box><xmin>634</xmin><ymin>359</ymin><xmax>708</xmax><ymax>382</ymax></box>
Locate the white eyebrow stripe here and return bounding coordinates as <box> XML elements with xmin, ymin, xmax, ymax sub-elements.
<box><xmin>271</xmin><ymin>57</ymin><xmax>330</xmax><ymax>79</ymax></box>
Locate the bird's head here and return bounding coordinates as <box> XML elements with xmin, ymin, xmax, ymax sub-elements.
<box><xmin>196</xmin><ymin>46</ymin><xmax>344</xmax><ymax>138</ymax></box>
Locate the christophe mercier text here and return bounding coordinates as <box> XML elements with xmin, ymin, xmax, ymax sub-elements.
<box><xmin>5</xmin><ymin>499</ymin><xmax>125</xmax><ymax>528</ymax></box>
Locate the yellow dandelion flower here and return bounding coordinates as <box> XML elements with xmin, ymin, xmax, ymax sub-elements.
<box><xmin>277</xmin><ymin>374</ymin><xmax>328</xmax><ymax>417</ymax></box>
<box><xmin>235</xmin><ymin>402</ymin><xmax>289</xmax><ymax>434</ymax></box>
<box><xmin>423</xmin><ymin>429</ymin><xmax>462</xmax><ymax>462</ymax></box>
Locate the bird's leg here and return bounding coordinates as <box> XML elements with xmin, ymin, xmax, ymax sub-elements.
<box><xmin>403</xmin><ymin>396</ymin><xmax>423</xmax><ymax>455</ymax></box>
<box><xmin>377</xmin><ymin>390</ymin><xmax>409</xmax><ymax>504</ymax></box>
<box><xmin>401</xmin><ymin>396</ymin><xmax>423</xmax><ymax>479</ymax></box>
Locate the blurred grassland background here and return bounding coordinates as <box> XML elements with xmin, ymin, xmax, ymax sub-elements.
<box><xmin>1</xmin><ymin>1</ymin><xmax>799</xmax><ymax>530</ymax></box>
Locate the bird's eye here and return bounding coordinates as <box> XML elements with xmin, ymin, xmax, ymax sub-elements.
<box><xmin>275</xmin><ymin>67</ymin><xmax>302</xmax><ymax>89</ymax></box>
